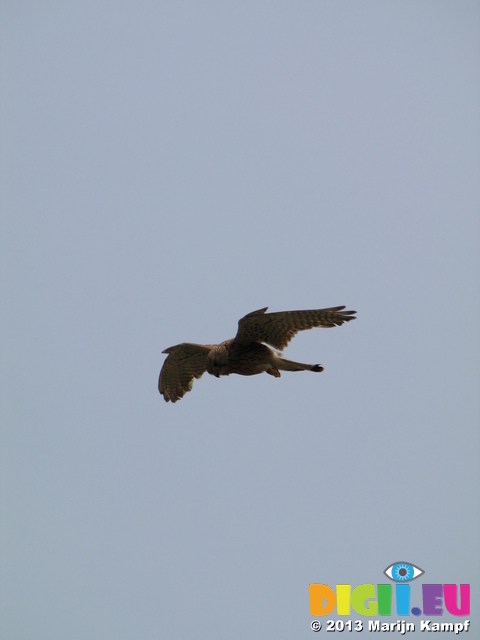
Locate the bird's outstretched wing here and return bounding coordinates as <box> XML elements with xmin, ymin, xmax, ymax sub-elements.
<box><xmin>235</xmin><ymin>306</ymin><xmax>356</xmax><ymax>350</ymax></box>
<box><xmin>158</xmin><ymin>343</ymin><xmax>215</xmax><ymax>403</ymax></box>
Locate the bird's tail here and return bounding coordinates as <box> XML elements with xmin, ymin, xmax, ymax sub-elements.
<box><xmin>273</xmin><ymin>353</ymin><xmax>324</xmax><ymax>373</ymax></box>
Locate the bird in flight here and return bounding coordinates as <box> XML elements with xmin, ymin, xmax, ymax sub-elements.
<box><xmin>158</xmin><ymin>307</ymin><xmax>357</xmax><ymax>402</ymax></box>
<box><xmin>158</xmin><ymin>306</ymin><xmax>356</xmax><ymax>402</ymax></box>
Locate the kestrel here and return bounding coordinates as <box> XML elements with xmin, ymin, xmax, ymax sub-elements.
<box><xmin>158</xmin><ymin>306</ymin><xmax>356</xmax><ymax>403</ymax></box>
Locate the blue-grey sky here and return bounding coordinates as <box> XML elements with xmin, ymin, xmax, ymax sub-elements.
<box><xmin>2</xmin><ymin>2</ymin><xmax>479</xmax><ymax>638</ymax></box>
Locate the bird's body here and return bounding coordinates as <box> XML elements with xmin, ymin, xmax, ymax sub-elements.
<box><xmin>159</xmin><ymin>306</ymin><xmax>356</xmax><ymax>402</ymax></box>
<box><xmin>206</xmin><ymin>339</ymin><xmax>323</xmax><ymax>378</ymax></box>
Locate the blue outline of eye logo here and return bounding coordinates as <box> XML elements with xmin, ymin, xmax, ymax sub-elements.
<box><xmin>384</xmin><ymin>561</ymin><xmax>424</xmax><ymax>582</ymax></box>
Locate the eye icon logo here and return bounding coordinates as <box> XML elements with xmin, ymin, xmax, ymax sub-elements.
<box><xmin>384</xmin><ymin>561</ymin><xmax>424</xmax><ymax>582</ymax></box>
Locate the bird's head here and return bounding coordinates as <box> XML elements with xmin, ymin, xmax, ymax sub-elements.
<box><xmin>206</xmin><ymin>346</ymin><xmax>229</xmax><ymax>378</ymax></box>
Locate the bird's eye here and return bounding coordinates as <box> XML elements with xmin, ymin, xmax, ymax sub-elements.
<box><xmin>384</xmin><ymin>562</ymin><xmax>424</xmax><ymax>582</ymax></box>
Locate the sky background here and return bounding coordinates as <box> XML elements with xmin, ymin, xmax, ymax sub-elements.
<box><xmin>1</xmin><ymin>1</ymin><xmax>479</xmax><ymax>638</ymax></box>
